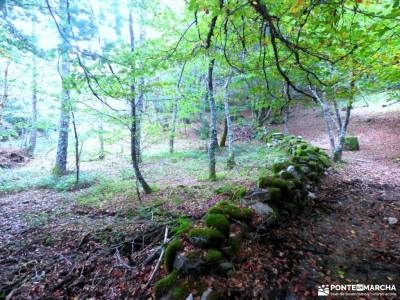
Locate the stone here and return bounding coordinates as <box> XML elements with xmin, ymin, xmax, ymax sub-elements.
<box><xmin>250</xmin><ymin>201</ymin><xmax>274</xmax><ymax>216</ymax></box>
<box><xmin>245</xmin><ymin>188</ymin><xmax>271</xmax><ymax>202</ymax></box>
<box><xmin>200</xmin><ymin>288</ymin><xmax>213</xmax><ymax>300</ymax></box>
<box><xmin>308</xmin><ymin>192</ymin><xmax>317</xmax><ymax>199</ymax></box>
<box><xmin>218</xmin><ymin>262</ymin><xmax>235</xmax><ymax>276</ymax></box>
<box><xmin>388</xmin><ymin>217</ymin><xmax>398</xmax><ymax>225</ymax></box>
<box><xmin>173</xmin><ymin>252</ymin><xmax>207</xmax><ymax>275</ymax></box>
<box><xmin>287</xmin><ymin>165</ymin><xmax>301</xmax><ymax>179</ymax></box>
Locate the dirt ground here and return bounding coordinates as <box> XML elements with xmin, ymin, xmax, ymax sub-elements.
<box><xmin>1</xmin><ymin>105</ymin><xmax>399</xmax><ymax>299</ymax></box>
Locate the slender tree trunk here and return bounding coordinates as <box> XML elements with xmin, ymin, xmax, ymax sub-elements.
<box><xmin>129</xmin><ymin>9</ymin><xmax>151</xmax><ymax>194</ymax></box>
<box><xmin>71</xmin><ymin>109</ymin><xmax>79</xmax><ymax>183</ymax></box>
<box><xmin>169</xmin><ymin>98</ymin><xmax>178</xmax><ymax>153</ymax></box>
<box><xmin>98</xmin><ymin>118</ymin><xmax>105</xmax><ymax>160</ymax></box>
<box><xmin>220</xmin><ymin>118</ymin><xmax>227</xmax><ymax>147</ymax></box>
<box><xmin>207</xmin><ymin>59</ymin><xmax>218</xmax><ymax>181</ymax></box>
<box><xmin>136</xmin><ymin>0</ymin><xmax>146</xmax><ymax>161</ymax></box>
<box><xmin>0</xmin><ymin>60</ymin><xmax>10</xmax><ymax>127</ymax></box>
<box><xmin>54</xmin><ymin>0</ymin><xmax>71</xmax><ymax>175</ymax></box>
<box><xmin>283</xmin><ymin>107</ymin><xmax>289</xmax><ymax>135</ymax></box>
<box><xmin>223</xmin><ymin>70</ymin><xmax>235</xmax><ymax>168</ymax></box>
<box><xmin>26</xmin><ymin>29</ymin><xmax>38</xmax><ymax>157</ymax></box>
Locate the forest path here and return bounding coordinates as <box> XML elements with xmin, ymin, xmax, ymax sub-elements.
<box><xmin>265</xmin><ymin>105</ymin><xmax>400</xmax><ymax>297</ymax></box>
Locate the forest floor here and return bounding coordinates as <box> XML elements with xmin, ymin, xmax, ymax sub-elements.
<box><xmin>0</xmin><ymin>104</ymin><xmax>400</xmax><ymax>299</ymax></box>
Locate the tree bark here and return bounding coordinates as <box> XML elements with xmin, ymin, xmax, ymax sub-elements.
<box><xmin>71</xmin><ymin>109</ymin><xmax>79</xmax><ymax>183</ymax></box>
<box><xmin>136</xmin><ymin>0</ymin><xmax>146</xmax><ymax>161</ymax></box>
<box><xmin>129</xmin><ymin>8</ymin><xmax>151</xmax><ymax>194</ymax></box>
<box><xmin>223</xmin><ymin>70</ymin><xmax>235</xmax><ymax>168</ymax></box>
<box><xmin>54</xmin><ymin>0</ymin><xmax>71</xmax><ymax>175</ymax></box>
<box><xmin>169</xmin><ymin>98</ymin><xmax>178</xmax><ymax>153</ymax></box>
<box><xmin>220</xmin><ymin>118</ymin><xmax>227</xmax><ymax>147</ymax></box>
<box><xmin>207</xmin><ymin>59</ymin><xmax>218</xmax><ymax>180</ymax></box>
<box><xmin>0</xmin><ymin>60</ymin><xmax>10</xmax><ymax>127</ymax></box>
<box><xmin>26</xmin><ymin>22</ymin><xmax>38</xmax><ymax>157</ymax></box>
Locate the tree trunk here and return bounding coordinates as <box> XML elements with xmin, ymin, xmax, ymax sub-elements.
<box><xmin>26</xmin><ymin>25</ymin><xmax>38</xmax><ymax>157</ymax></box>
<box><xmin>0</xmin><ymin>60</ymin><xmax>10</xmax><ymax>127</ymax></box>
<box><xmin>223</xmin><ymin>70</ymin><xmax>235</xmax><ymax>168</ymax></box>
<box><xmin>136</xmin><ymin>0</ymin><xmax>146</xmax><ymax>161</ymax></box>
<box><xmin>129</xmin><ymin>8</ymin><xmax>151</xmax><ymax>194</ymax></box>
<box><xmin>54</xmin><ymin>0</ymin><xmax>71</xmax><ymax>175</ymax></box>
<box><xmin>283</xmin><ymin>107</ymin><xmax>289</xmax><ymax>135</ymax></box>
<box><xmin>220</xmin><ymin>118</ymin><xmax>227</xmax><ymax>147</ymax></box>
<box><xmin>169</xmin><ymin>98</ymin><xmax>178</xmax><ymax>153</ymax></box>
<box><xmin>98</xmin><ymin>118</ymin><xmax>105</xmax><ymax>160</ymax></box>
<box><xmin>207</xmin><ymin>59</ymin><xmax>218</xmax><ymax>181</ymax></box>
<box><xmin>71</xmin><ymin>109</ymin><xmax>79</xmax><ymax>183</ymax></box>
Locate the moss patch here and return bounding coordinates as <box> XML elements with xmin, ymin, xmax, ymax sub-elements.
<box><xmin>165</xmin><ymin>239</ymin><xmax>183</xmax><ymax>273</ymax></box>
<box><xmin>205</xmin><ymin>249</ymin><xmax>223</xmax><ymax>265</ymax></box>
<box><xmin>344</xmin><ymin>136</ymin><xmax>360</xmax><ymax>151</ymax></box>
<box><xmin>204</xmin><ymin>213</ymin><xmax>231</xmax><ymax>236</ymax></box>
<box><xmin>155</xmin><ymin>271</ymin><xmax>178</xmax><ymax>298</ymax></box>
<box><xmin>187</xmin><ymin>227</ymin><xmax>226</xmax><ymax>248</ymax></box>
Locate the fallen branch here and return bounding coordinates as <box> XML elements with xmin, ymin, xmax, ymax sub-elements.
<box><xmin>144</xmin><ymin>226</ymin><xmax>168</xmax><ymax>289</ymax></box>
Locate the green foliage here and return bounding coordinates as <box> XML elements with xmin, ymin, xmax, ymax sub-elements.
<box><xmin>204</xmin><ymin>213</ymin><xmax>230</xmax><ymax>236</ymax></box>
<box><xmin>164</xmin><ymin>239</ymin><xmax>184</xmax><ymax>273</ymax></box>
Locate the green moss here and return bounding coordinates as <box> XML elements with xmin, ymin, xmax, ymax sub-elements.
<box><xmin>209</xmin><ymin>202</ymin><xmax>252</xmax><ymax>222</ymax></box>
<box><xmin>170</xmin><ymin>285</ymin><xmax>188</xmax><ymax>300</ymax></box>
<box><xmin>155</xmin><ymin>271</ymin><xmax>178</xmax><ymax>298</ymax></box>
<box><xmin>207</xmin><ymin>207</ymin><xmax>225</xmax><ymax>215</ymax></box>
<box><xmin>187</xmin><ymin>227</ymin><xmax>225</xmax><ymax>248</ymax></box>
<box><xmin>229</xmin><ymin>237</ymin><xmax>241</xmax><ymax>255</ymax></box>
<box><xmin>279</xmin><ymin>171</ymin><xmax>294</xmax><ymax>180</ymax></box>
<box><xmin>214</xmin><ymin>184</ymin><xmax>246</xmax><ymax>200</ymax></box>
<box><xmin>205</xmin><ymin>249</ymin><xmax>223</xmax><ymax>265</ymax></box>
<box><xmin>204</xmin><ymin>213</ymin><xmax>231</xmax><ymax>236</ymax></box>
<box><xmin>172</xmin><ymin>217</ymin><xmax>192</xmax><ymax>236</ymax></box>
<box><xmin>344</xmin><ymin>136</ymin><xmax>360</xmax><ymax>151</ymax></box>
<box><xmin>164</xmin><ymin>239</ymin><xmax>183</xmax><ymax>273</ymax></box>
<box><xmin>269</xmin><ymin>187</ymin><xmax>282</xmax><ymax>202</ymax></box>
<box><xmin>318</xmin><ymin>155</ymin><xmax>331</xmax><ymax>168</ymax></box>
<box><xmin>258</xmin><ymin>176</ymin><xmax>289</xmax><ymax>190</ymax></box>
<box><xmin>272</xmin><ymin>161</ymin><xmax>290</xmax><ymax>174</ymax></box>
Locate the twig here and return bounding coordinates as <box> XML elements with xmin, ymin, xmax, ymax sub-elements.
<box><xmin>144</xmin><ymin>226</ymin><xmax>168</xmax><ymax>289</ymax></box>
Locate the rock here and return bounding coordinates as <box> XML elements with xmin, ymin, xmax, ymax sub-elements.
<box><xmin>186</xmin><ymin>294</ymin><xmax>194</xmax><ymax>300</ymax></box>
<box><xmin>308</xmin><ymin>192</ymin><xmax>316</xmax><ymax>199</ymax></box>
<box><xmin>200</xmin><ymin>288</ymin><xmax>223</xmax><ymax>300</ymax></box>
<box><xmin>250</xmin><ymin>202</ymin><xmax>274</xmax><ymax>217</ymax></box>
<box><xmin>388</xmin><ymin>217</ymin><xmax>398</xmax><ymax>225</ymax></box>
<box><xmin>245</xmin><ymin>188</ymin><xmax>271</xmax><ymax>202</ymax></box>
<box><xmin>173</xmin><ymin>252</ymin><xmax>206</xmax><ymax>275</ymax></box>
<box><xmin>287</xmin><ymin>165</ymin><xmax>301</xmax><ymax>179</ymax></box>
<box><xmin>218</xmin><ymin>262</ymin><xmax>235</xmax><ymax>276</ymax></box>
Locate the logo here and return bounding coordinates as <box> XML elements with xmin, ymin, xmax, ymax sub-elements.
<box><xmin>317</xmin><ymin>285</ymin><xmax>330</xmax><ymax>296</ymax></box>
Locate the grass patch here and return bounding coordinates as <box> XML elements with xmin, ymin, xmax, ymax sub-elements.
<box><xmin>0</xmin><ymin>169</ymin><xmax>99</xmax><ymax>195</ymax></box>
<box><xmin>76</xmin><ymin>179</ymin><xmax>136</xmax><ymax>207</ymax></box>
